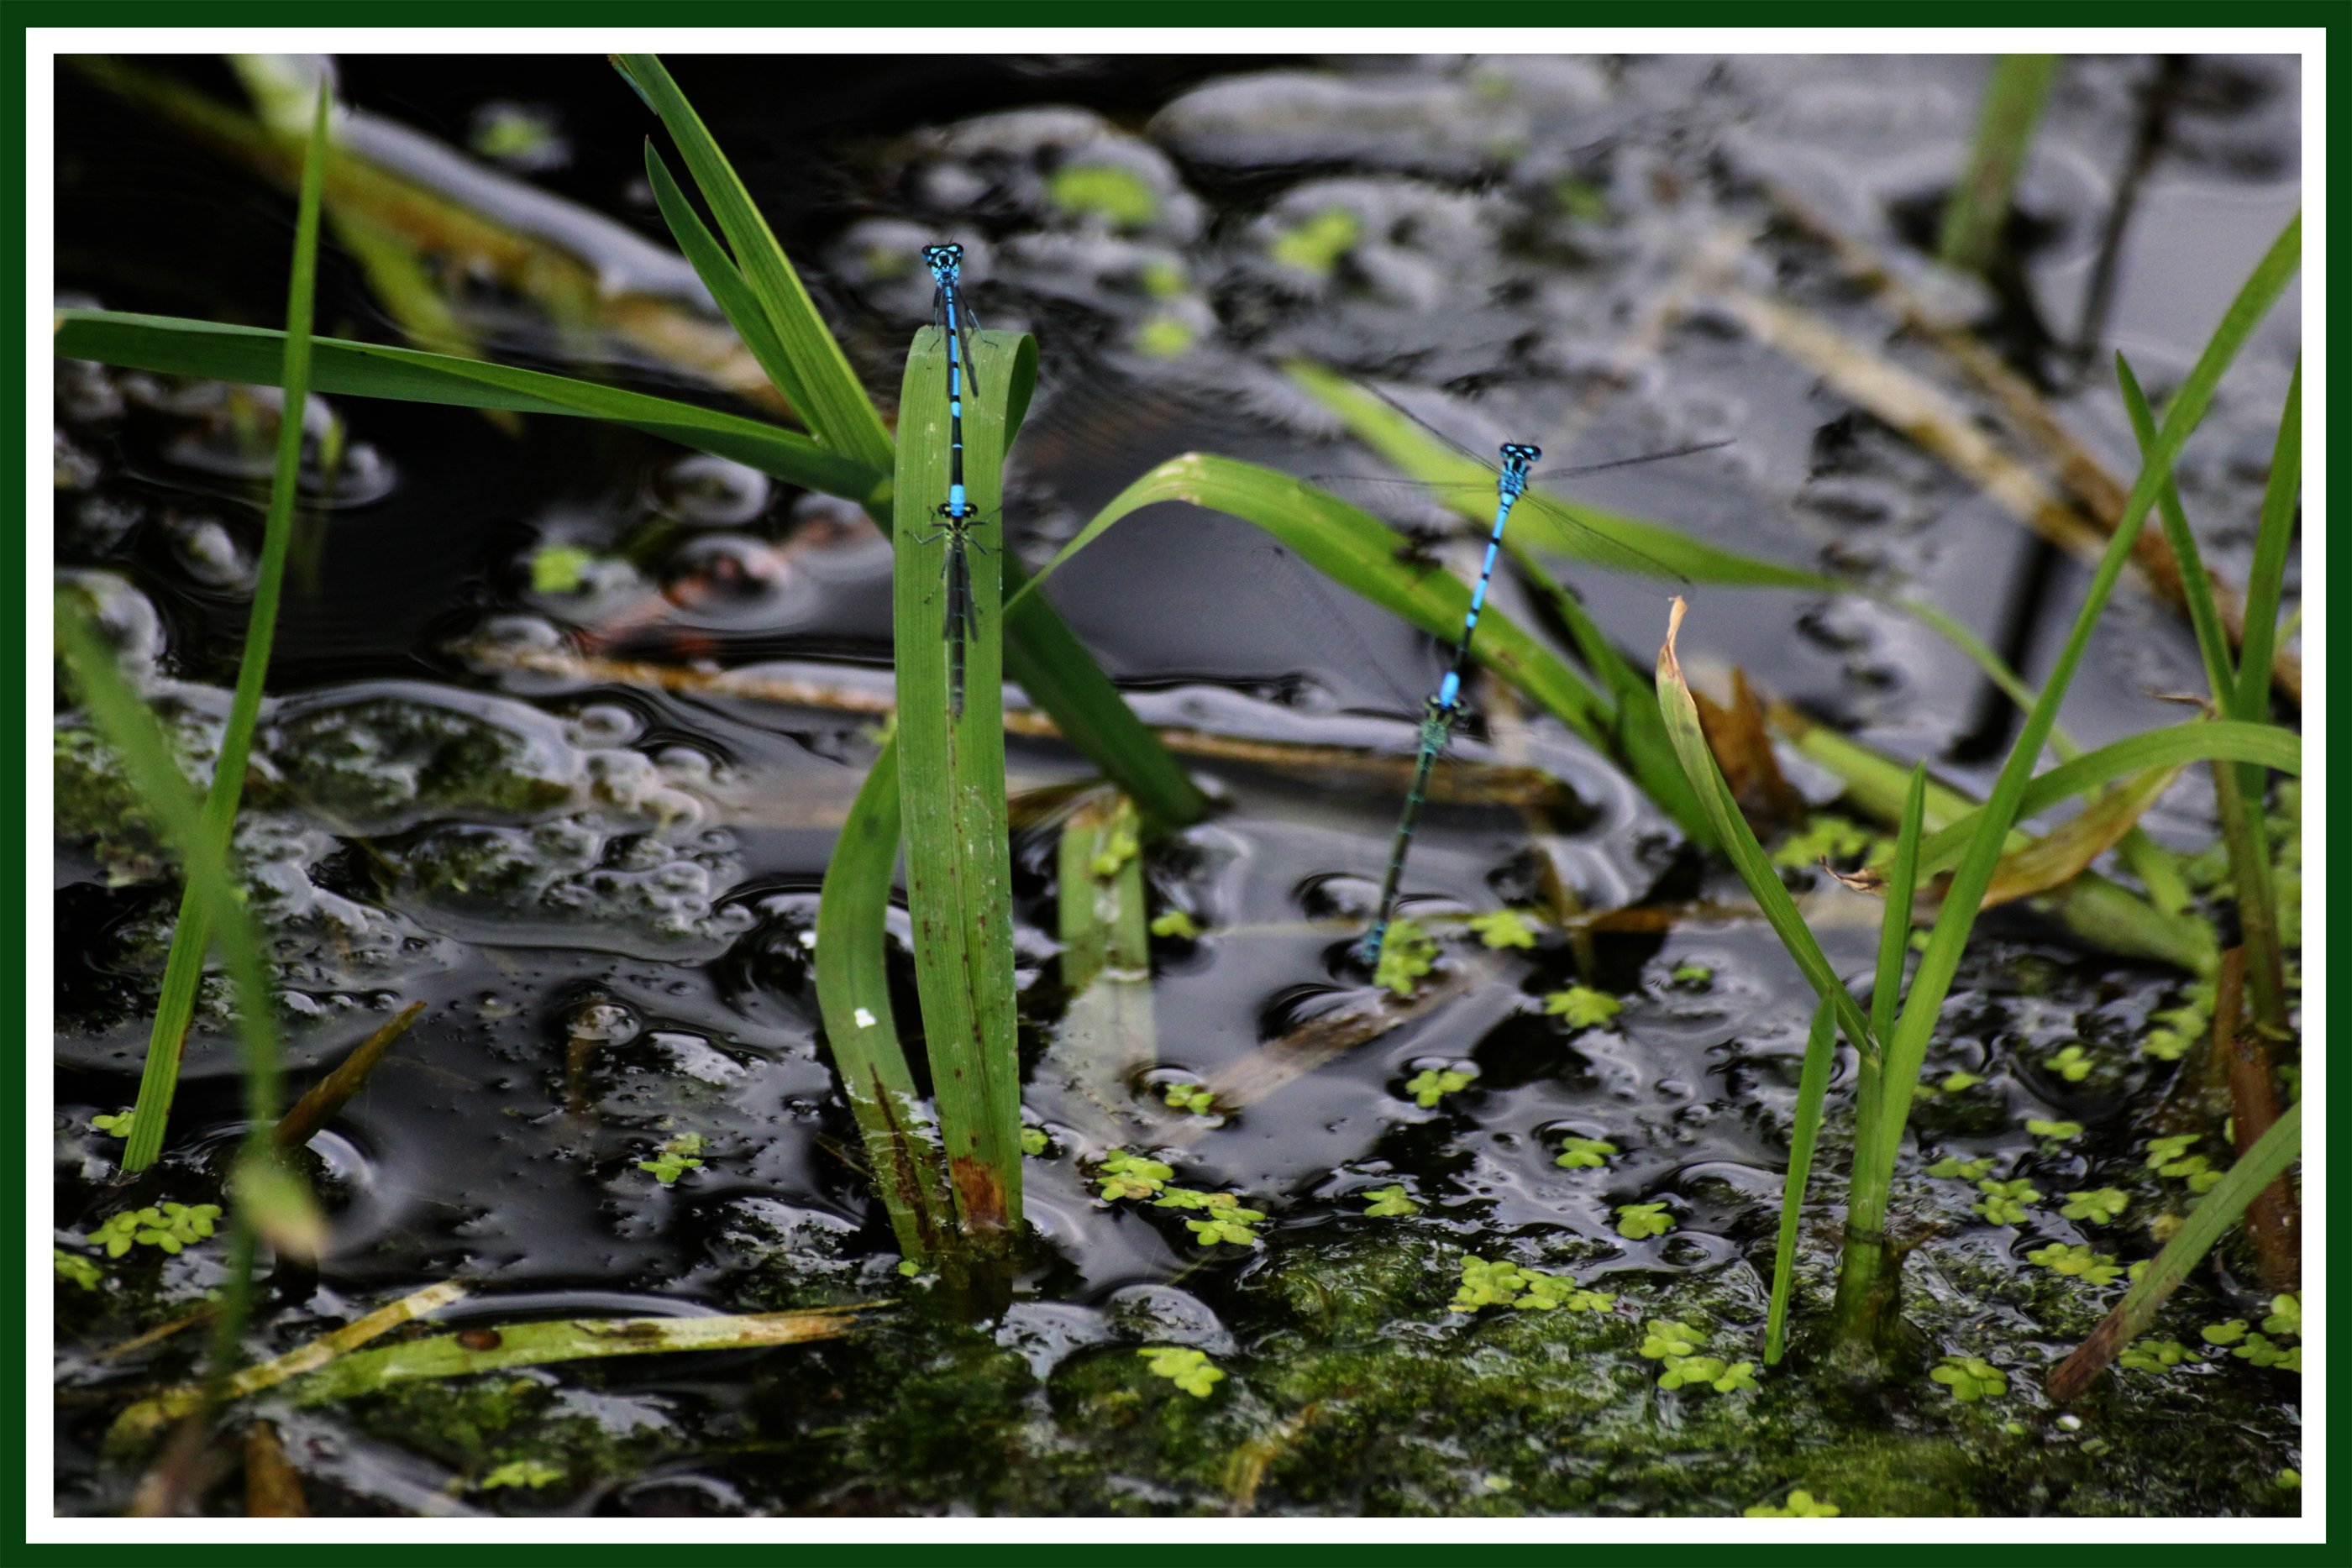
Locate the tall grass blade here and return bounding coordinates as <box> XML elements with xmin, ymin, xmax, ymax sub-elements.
<box><xmin>612</xmin><ymin>53</ymin><xmax>894</xmax><ymax>472</ymax></box>
<box><xmin>1014</xmin><ymin>452</ymin><xmax>1711</xmax><ymax>842</ymax></box>
<box><xmin>1867</xmin><ymin>214</ymin><xmax>2298</xmax><ymax>1219</ymax></box>
<box><xmin>2115</xmin><ymin>354</ymin><xmax>2235</xmax><ymax>699</ymax></box>
<box><xmin>895</xmin><ymin>328</ymin><xmax>1029</xmax><ymax>1234</ymax></box>
<box><xmin>52</xmin><ymin>310</ymin><xmax>883</xmax><ymax>506</ymax></box>
<box><xmin>813</xmin><ymin>742</ymin><xmax>954</xmax><ymax>1261</ymax></box>
<box><xmin>1053</xmin><ymin>791</ymin><xmax>1158</xmax><ymax>1126</ymax></box>
<box><xmin>1938</xmin><ymin>55</ymin><xmax>2061</xmax><ymax>274</ymax></box>
<box><xmin>2046</xmin><ymin>1100</ymin><xmax>2300</xmax><ymax>1403</ymax></box>
<box><xmin>118</xmin><ymin>86</ymin><xmax>326</xmax><ymax>1173</ymax></box>
<box><xmin>1655</xmin><ymin>599</ymin><xmax>1875</xmax><ymax>1052</ymax></box>
<box><xmin>1827</xmin><ymin>763</ymin><xmax>1924</xmax><ymax>1350</ymax></box>
<box><xmin>1902</xmin><ymin>719</ymin><xmax>2299</xmax><ymax>881</ymax></box>
<box><xmin>2221</xmin><ymin>359</ymin><xmax>2301</xmax><ymax>1029</ymax></box>
<box><xmin>1765</xmin><ymin>998</ymin><xmax>1837</xmax><ymax>1365</ymax></box>
<box><xmin>55</xmin><ymin>601</ymin><xmax>294</xmax><ymax>1176</ymax></box>
<box><xmin>1287</xmin><ymin>360</ymin><xmax>1830</xmax><ymax>588</ymax></box>
<box><xmin>642</xmin><ymin>140</ymin><xmax>813</xmax><ymax>421</ymax></box>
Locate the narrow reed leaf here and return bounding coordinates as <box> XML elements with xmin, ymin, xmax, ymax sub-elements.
<box><xmin>895</xmin><ymin>328</ymin><xmax>1029</xmax><ymax>1233</ymax></box>
<box><xmin>1656</xmin><ymin>599</ymin><xmax>1874</xmax><ymax>1052</ymax></box>
<box><xmin>2220</xmin><ymin>359</ymin><xmax>2301</xmax><ymax>1029</ymax></box>
<box><xmin>1014</xmin><ymin>452</ymin><xmax>1711</xmax><ymax>842</ymax></box>
<box><xmin>2230</xmin><ymin>357</ymin><xmax>2301</xmax><ymax>729</ymax></box>
<box><xmin>52</xmin><ymin>311</ymin><xmax>883</xmax><ymax>506</ymax></box>
<box><xmin>1869</xmin><ymin>765</ymin><xmax>1929</xmax><ymax>1050</ymax></box>
<box><xmin>2047</xmin><ymin>1101</ymin><xmax>2299</xmax><ymax>1403</ymax></box>
<box><xmin>613</xmin><ymin>54</ymin><xmax>894</xmax><ymax>471</ymax></box>
<box><xmin>108</xmin><ymin>1281</ymin><xmax>469</xmax><ymax>1448</ymax></box>
<box><xmin>118</xmin><ymin>87</ymin><xmax>327</xmax><ymax>1173</ymax></box>
<box><xmin>1289</xmin><ymin>360</ymin><xmax>1830</xmax><ymax>589</ymax></box>
<box><xmin>288</xmin><ymin>1308</ymin><xmax>861</xmax><ymax>1405</ymax></box>
<box><xmin>2116</xmin><ymin>354</ymin><xmax>2235</xmax><ymax>700</ymax></box>
<box><xmin>273</xmin><ymin>1000</ymin><xmax>426</xmax><ymax>1152</ymax></box>
<box><xmin>1872</xmin><ymin>214</ymin><xmax>2298</xmax><ymax>1188</ymax></box>
<box><xmin>814</xmin><ymin>742</ymin><xmax>954</xmax><ymax>1260</ymax></box>
<box><xmin>55</xmin><ymin>602</ymin><xmax>300</xmax><ymax>1188</ymax></box>
<box><xmin>1766</xmin><ymin>998</ymin><xmax>1838</xmax><ymax>1365</ymax></box>
<box><xmin>1938</xmin><ymin>55</ymin><xmax>2061</xmax><ymax>273</ymax></box>
<box><xmin>643</xmin><ymin>139</ymin><xmax>813</xmax><ymax>420</ymax></box>
<box><xmin>1054</xmin><ymin>790</ymin><xmax>1159</xmax><ymax>1112</ymax></box>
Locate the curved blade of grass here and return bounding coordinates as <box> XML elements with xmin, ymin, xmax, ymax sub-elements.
<box><xmin>2116</xmin><ymin>355</ymin><xmax>2235</xmax><ymax>700</ymax></box>
<box><xmin>2221</xmin><ymin>359</ymin><xmax>2301</xmax><ymax>1029</ymax></box>
<box><xmin>56</xmin><ymin>601</ymin><xmax>293</xmax><ymax>1169</ymax></box>
<box><xmin>1872</xmin><ymin>213</ymin><xmax>2297</xmax><ymax>1178</ymax></box>
<box><xmin>51</xmin><ymin>310</ymin><xmax>883</xmax><ymax>507</ymax></box>
<box><xmin>1287</xmin><ymin>360</ymin><xmax>1831</xmax><ymax>588</ymax></box>
<box><xmin>813</xmin><ymin>739</ymin><xmax>953</xmax><ymax>1261</ymax></box>
<box><xmin>1765</xmin><ymin>997</ymin><xmax>1837</xmax><ymax>1365</ymax></box>
<box><xmin>1903</xmin><ymin>719</ymin><xmax>2296</xmax><ymax>880</ymax></box>
<box><xmin>2047</xmin><ymin>1100</ymin><xmax>2300</xmax><ymax>1403</ymax></box>
<box><xmin>895</xmin><ymin>328</ymin><xmax>1030</xmax><ymax>1235</ymax></box>
<box><xmin>1773</xmin><ymin>707</ymin><xmax>2215</xmax><ymax>971</ymax></box>
<box><xmin>1047</xmin><ymin>790</ymin><xmax>1158</xmax><ymax>1138</ymax></box>
<box><xmin>1657</xmin><ymin>599</ymin><xmax>1874</xmax><ymax>1052</ymax></box>
<box><xmin>643</xmin><ymin>139</ymin><xmax>812</xmax><ymax>422</ymax></box>
<box><xmin>286</xmin><ymin>1308</ymin><xmax>863</xmax><ymax>1408</ymax></box>
<box><xmin>612</xmin><ymin>53</ymin><xmax>892</xmax><ymax>472</ymax></box>
<box><xmin>111</xmin><ymin>90</ymin><xmax>328</xmax><ymax>1174</ymax></box>
<box><xmin>1830</xmin><ymin>761</ymin><xmax>1929</xmax><ymax>1336</ymax></box>
<box><xmin>1014</xmin><ymin>452</ymin><xmax>1711</xmax><ymax>842</ymax></box>
<box><xmin>1938</xmin><ymin>55</ymin><xmax>2061</xmax><ymax>273</ymax></box>
<box><xmin>105</xmin><ymin>1282</ymin><xmax>467</xmax><ymax>1449</ymax></box>
<box><xmin>1975</xmin><ymin>763</ymin><xmax>2181</xmax><ymax>909</ymax></box>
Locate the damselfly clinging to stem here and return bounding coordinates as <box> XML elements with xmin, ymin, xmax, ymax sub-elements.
<box><xmin>919</xmin><ymin>242</ymin><xmax>987</xmax><ymax>718</ymax></box>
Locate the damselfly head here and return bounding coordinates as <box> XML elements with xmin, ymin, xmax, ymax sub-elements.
<box><xmin>1499</xmin><ymin>441</ymin><xmax>1542</xmax><ymax>471</ymax></box>
<box><xmin>921</xmin><ymin>242</ymin><xmax>963</xmax><ymax>278</ymax></box>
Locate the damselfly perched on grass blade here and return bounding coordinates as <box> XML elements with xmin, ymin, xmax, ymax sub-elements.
<box><xmin>919</xmin><ymin>242</ymin><xmax>989</xmax><ymax>718</ymax></box>
<box><xmin>1315</xmin><ymin>386</ymin><xmax>1731</xmax><ymax>969</ymax></box>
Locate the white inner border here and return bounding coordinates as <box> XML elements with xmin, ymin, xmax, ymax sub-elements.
<box><xmin>24</xmin><ymin>24</ymin><xmax>2326</xmax><ymax>1547</ymax></box>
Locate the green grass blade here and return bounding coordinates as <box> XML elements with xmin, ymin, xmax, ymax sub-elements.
<box><xmin>1903</xmin><ymin>719</ymin><xmax>2300</xmax><ymax>880</ymax></box>
<box><xmin>1872</xmin><ymin>213</ymin><xmax>2298</xmax><ymax>1188</ymax></box>
<box><xmin>1868</xmin><ymin>765</ymin><xmax>1929</xmax><ymax>1048</ymax></box>
<box><xmin>1055</xmin><ymin>790</ymin><xmax>1158</xmax><ymax>1105</ymax></box>
<box><xmin>1832</xmin><ymin>761</ymin><xmax>1929</xmax><ymax>1331</ymax></box>
<box><xmin>2047</xmin><ymin>1101</ymin><xmax>2299</xmax><ymax>1403</ymax></box>
<box><xmin>285</xmin><ymin>1308</ymin><xmax>861</xmax><ymax>1408</ymax></box>
<box><xmin>1288</xmin><ymin>360</ymin><xmax>1833</xmax><ymax>589</ymax></box>
<box><xmin>55</xmin><ymin>600</ymin><xmax>294</xmax><ymax>1188</ymax></box>
<box><xmin>612</xmin><ymin>54</ymin><xmax>893</xmax><ymax>472</ymax></box>
<box><xmin>118</xmin><ymin>87</ymin><xmax>327</xmax><ymax>1173</ymax></box>
<box><xmin>813</xmin><ymin>739</ymin><xmax>954</xmax><ymax>1261</ymax></box>
<box><xmin>2116</xmin><ymin>354</ymin><xmax>2236</xmax><ymax>700</ymax></box>
<box><xmin>895</xmin><ymin>328</ymin><xmax>1026</xmax><ymax>1235</ymax></box>
<box><xmin>643</xmin><ymin>139</ymin><xmax>813</xmax><ymax>421</ymax></box>
<box><xmin>1765</xmin><ymin>997</ymin><xmax>1837</xmax><ymax>1366</ymax></box>
<box><xmin>52</xmin><ymin>310</ymin><xmax>883</xmax><ymax>506</ymax></box>
<box><xmin>1656</xmin><ymin>600</ymin><xmax>1875</xmax><ymax>1052</ymax></box>
<box><xmin>1938</xmin><ymin>55</ymin><xmax>2061</xmax><ymax>273</ymax></box>
<box><xmin>2222</xmin><ymin>359</ymin><xmax>2301</xmax><ymax>1027</ymax></box>
<box><xmin>1013</xmin><ymin>452</ymin><xmax>1711</xmax><ymax>842</ymax></box>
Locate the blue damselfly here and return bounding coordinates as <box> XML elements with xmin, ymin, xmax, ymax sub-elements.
<box><xmin>920</xmin><ymin>242</ymin><xmax>987</xmax><ymax>717</ymax></box>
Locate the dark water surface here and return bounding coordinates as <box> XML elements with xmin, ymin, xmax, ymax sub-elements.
<box><xmin>52</xmin><ymin>52</ymin><xmax>2302</xmax><ymax>1517</ymax></box>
